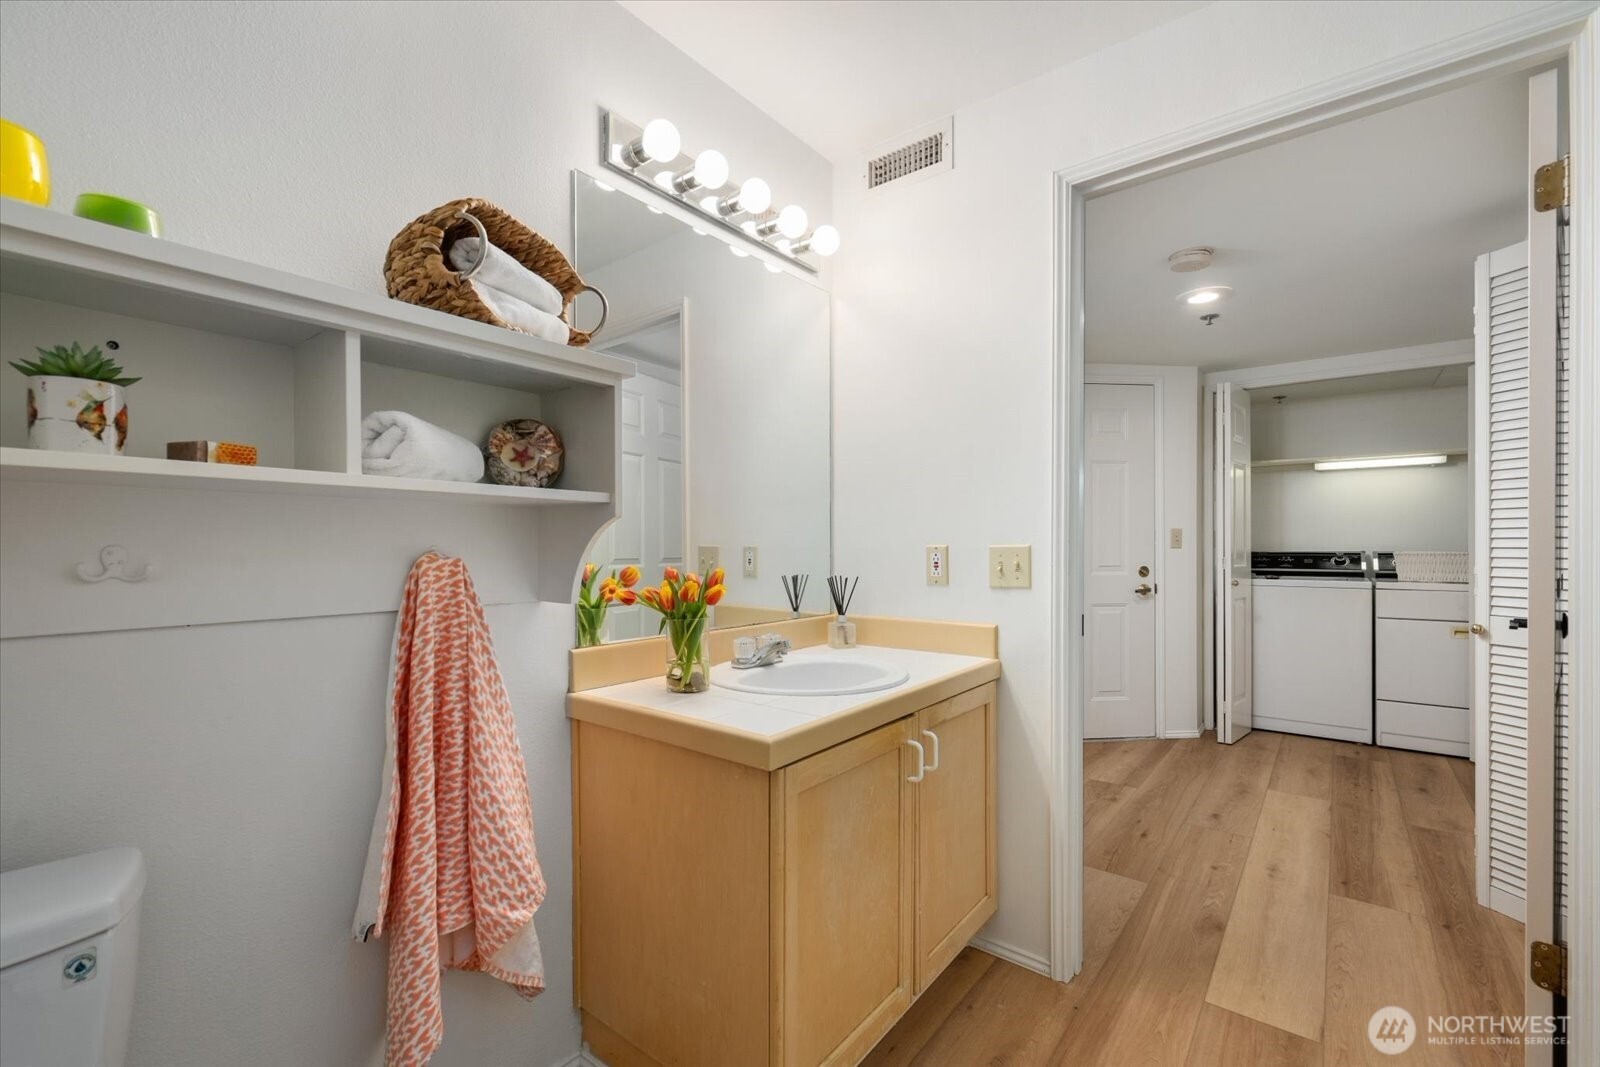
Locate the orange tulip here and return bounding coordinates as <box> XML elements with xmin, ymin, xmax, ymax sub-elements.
<box><xmin>582</xmin><ymin>563</ymin><xmax>597</xmax><ymax>585</ymax></box>
<box><xmin>659</xmin><ymin>582</ymin><xmax>676</xmax><ymax>611</ymax></box>
<box><xmin>680</xmin><ymin>579</ymin><xmax>701</xmax><ymax>604</ymax></box>
<box><xmin>704</xmin><ymin>584</ymin><xmax>726</xmax><ymax>606</ymax></box>
<box><xmin>619</xmin><ymin>565</ymin><xmax>641</xmax><ymax>588</ymax></box>
<box><xmin>639</xmin><ymin>587</ymin><xmax>661</xmax><ymax>609</ymax></box>
<box><xmin>600</xmin><ymin>576</ymin><xmax>619</xmax><ymax>595</ymax></box>
<box><xmin>663</xmin><ymin>566</ymin><xmax>680</xmax><ymax>583</ymax></box>
<box><xmin>601</xmin><ymin>585</ymin><xmax>616</xmax><ymax>602</ymax></box>
<box><xmin>707</xmin><ymin>567</ymin><xmax>725</xmax><ymax>589</ymax></box>
<box><xmin>617</xmin><ymin>589</ymin><xmax>638</xmax><ymax>606</ymax></box>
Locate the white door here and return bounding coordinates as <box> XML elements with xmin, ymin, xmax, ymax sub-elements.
<box><xmin>1083</xmin><ymin>384</ymin><xmax>1159</xmax><ymax>739</ymax></box>
<box><xmin>1470</xmin><ymin>68</ymin><xmax>1562</xmax><ymax>1043</ymax></box>
<box><xmin>593</xmin><ymin>363</ymin><xmax>685</xmax><ymax>640</ymax></box>
<box><xmin>1215</xmin><ymin>384</ymin><xmax>1253</xmax><ymax>744</ymax></box>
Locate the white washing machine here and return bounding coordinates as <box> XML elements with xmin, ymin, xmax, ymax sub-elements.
<box><xmin>1252</xmin><ymin>559</ymin><xmax>1374</xmax><ymax>742</ymax></box>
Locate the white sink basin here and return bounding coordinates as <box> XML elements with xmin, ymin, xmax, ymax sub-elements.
<box><xmin>712</xmin><ymin>656</ymin><xmax>910</xmax><ymax>698</ymax></box>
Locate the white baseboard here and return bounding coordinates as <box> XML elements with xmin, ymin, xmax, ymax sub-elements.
<box><xmin>968</xmin><ymin>935</ymin><xmax>1052</xmax><ymax>978</ymax></box>
<box><xmin>1487</xmin><ymin>885</ymin><xmax>1525</xmax><ymax>923</ymax></box>
<box><xmin>1161</xmin><ymin>729</ymin><xmax>1202</xmax><ymax>739</ymax></box>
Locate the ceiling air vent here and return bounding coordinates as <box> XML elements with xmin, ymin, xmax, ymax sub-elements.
<box><xmin>865</xmin><ymin>118</ymin><xmax>953</xmax><ymax>192</ymax></box>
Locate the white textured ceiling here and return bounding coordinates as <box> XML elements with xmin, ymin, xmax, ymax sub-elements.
<box><xmin>616</xmin><ymin>0</ymin><xmax>1207</xmax><ymax>161</ymax></box>
<box><xmin>1247</xmin><ymin>364</ymin><xmax>1469</xmax><ymax>402</ymax></box>
<box><xmin>1085</xmin><ymin>72</ymin><xmax>1529</xmax><ymax>370</ymax></box>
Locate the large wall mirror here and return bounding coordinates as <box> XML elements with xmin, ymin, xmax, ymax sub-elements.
<box><xmin>571</xmin><ymin>172</ymin><xmax>831</xmax><ymax>643</ymax></box>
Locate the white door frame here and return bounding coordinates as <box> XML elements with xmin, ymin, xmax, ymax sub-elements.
<box><xmin>1083</xmin><ymin>371</ymin><xmax>1167</xmax><ymax>738</ymax></box>
<box><xmin>1049</xmin><ymin>15</ymin><xmax>1599</xmax><ymax>1058</ymax></box>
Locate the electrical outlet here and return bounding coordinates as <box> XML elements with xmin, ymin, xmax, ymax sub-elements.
<box><xmin>697</xmin><ymin>546</ymin><xmax>721</xmax><ymax>575</ymax></box>
<box><xmin>1170</xmin><ymin>528</ymin><xmax>1184</xmax><ymax>550</ymax></box>
<box><xmin>989</xmin><ymin>545</ymin><xmax>1032</xmax><ymax>588</ymax></box>
<box><xmin>926</xmin><ymin>545</ymin><xmax>949</xmax><ymax>586</ymax></box>
<box><xmin>742</xmin><ymin>545</ymin><xmax>759</xmax><ymax>579</ymax></box>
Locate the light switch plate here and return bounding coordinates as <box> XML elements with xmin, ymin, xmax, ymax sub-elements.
<box><xmin>926</xmin><ymin>545</ymin><xmax>949</xmax><ymax>586</ymax></box>
<box><xmin>697</xmin><ymin>546</ymin><xmax>721</xmax><ymax>575</ymax></box>
<box><xmin>742</xmin><ymin>545</ymin><xmax>759</xmax><ymax>579</ymax></box>
<box><xmin>1170</xmin><ymin>528</ymin><xmax>1184</xmax><ymax>549</ymax></box>
<box><xmin>989</xmin><ymin>545</ymin><xmax>1032</xmax><ymax>588</ymax></box>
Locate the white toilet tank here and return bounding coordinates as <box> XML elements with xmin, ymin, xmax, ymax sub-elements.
<box><xmin>1</xmin><ymin>848</ymin><xmax>146</xmax><ymax>1067</ymax></box>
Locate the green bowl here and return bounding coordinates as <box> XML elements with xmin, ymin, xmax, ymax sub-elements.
<box><xmin>73</xmin><ymin>193</ymin><xmax>161</xmax><ymax>237</ymax></box>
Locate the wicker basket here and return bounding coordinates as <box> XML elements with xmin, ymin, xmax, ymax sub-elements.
<box><xmin>383</xmin><ymin>198</ymin><xmax>606</xmax><ymax>347</ymax></box>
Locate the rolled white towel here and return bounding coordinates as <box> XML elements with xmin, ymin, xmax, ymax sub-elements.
<box><xmin>469</xmin><ymin>280</ymin><xmax>571</xmax><ymax>345</ymax></box>
<box><xmin>448</xmin><ymin>236</ymin><xmax>564</xmax><ymax>316</ymax></box>
<box><xmin>361</xmin><ymin>411</ymin><xmax>485</xmax><ymax>483</ymax></box>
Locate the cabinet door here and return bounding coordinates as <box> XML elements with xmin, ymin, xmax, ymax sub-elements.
<box><xmin>775</xmin><ymin>717</ymin><xmax>917</xmax><ymax>1067</ymax></box>
<box><xmin>915</xmin><ymin>682</ymin><xmax>999</xmax><ymax>992</ymax></box>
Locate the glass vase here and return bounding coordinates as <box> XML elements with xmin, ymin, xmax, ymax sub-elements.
<box><xmin>666</xmin><ymin>615</ymin><xmax>710</xmax><ymax>693</ymax></box>
<box><xmin>575</xmin><ymin>605</ymin><xmax>607</xmax><ymax>648</ymax></box>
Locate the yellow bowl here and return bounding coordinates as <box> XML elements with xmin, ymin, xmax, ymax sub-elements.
<box><xmin>0</xmin><ymin>119</ymin><xmax>50</xmax><ymax>206</ymax></box>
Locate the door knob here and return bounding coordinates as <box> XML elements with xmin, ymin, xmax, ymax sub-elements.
<box><xmin>1470</xmin><ymin>623</ymin><xmax>1486</xmax><ymax>635</ymax></box>
<box><xmin>1134</xmin><ymin>583</ymin><xmax>1153</xmax><ymax>596</ymax></box>
<box><xmin>1231</xmin><ymin>579</ymin><xmax>1240</xmax><ymax>587</ymax></box>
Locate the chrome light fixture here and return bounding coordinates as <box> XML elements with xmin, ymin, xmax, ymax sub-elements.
<box><xmin>602</xmin><ymin>110</ymin><xmax>835</xmax><ymax>273</ymax></box>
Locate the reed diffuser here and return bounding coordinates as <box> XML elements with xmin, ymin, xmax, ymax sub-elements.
<box><xmin>782</xmin><ymin>574</ymin><xmax>809</xmax><ymax>616</ymax></box>
<box><xmin>826</xmin><ymin>575</ymin><xmax>858</xmax><ymax>649</ymax></box>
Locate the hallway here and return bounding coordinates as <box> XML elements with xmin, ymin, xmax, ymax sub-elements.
<box><xmin>867</xmin><ymin>732</ymin><xmax>1527</xmax><ymax>1065</ymax></box>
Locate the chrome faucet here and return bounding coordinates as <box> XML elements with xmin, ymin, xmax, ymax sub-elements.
<box><xmin>731</xmin><ymin>633</ymin><xmax>791</xmax><ymax>669</ymax></box>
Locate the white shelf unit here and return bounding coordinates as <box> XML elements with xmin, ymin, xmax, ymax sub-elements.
<box><xmin>0</xmin><ymin>201</ymin><xmax>627</xmax><ymax>602</ymax></box>
<box><xmin>1</xmin><ymin>200</ymin><xmax>627</xmax><ymax>499</ymax></box>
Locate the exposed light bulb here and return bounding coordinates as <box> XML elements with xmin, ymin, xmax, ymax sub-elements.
<box><xmin>671</xmin><ymin>148</ymin><xmax>729</xmax><ymax>194</ymax></box>
<box><xmin>777</xmin><ymin>205</ymin><xmax>808</xmax><ymax>240</ymax></box>
<box><xmin>809</xmin><ymin>225</ymin><xmax>840</xmax><ymax>256</ymax></box>
<box><xmin>741</xmin><ymin>220</ymin><xmax>759</xmax><ymax>236</ymax></box>
<box><xmin>715</xmin><ymin>176</ymin><xmax>773</xmax><ymax>218</ymax></box>
<box><xmin>653</xmin><ymin>170</ymin><xmax>675</xmax><ymax>192</ymax></box>
<box><xmin>640</xmin><ymin>119</ymin><xmax>680</xmax><ymax>161</ymax></box>
<box><xmin>699</xmin><ymin>194</ymin><xmax>720</xmax><ymax>212</ymax></box>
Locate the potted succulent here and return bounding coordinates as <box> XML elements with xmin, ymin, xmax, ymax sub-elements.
<box><xmin>10</xmin><ymin>342</ymin><xmax>139</xmax><ymax>454</ymax></box>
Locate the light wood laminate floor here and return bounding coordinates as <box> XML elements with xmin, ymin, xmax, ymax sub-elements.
<box><xmin>867</xmin><ymin>731</ymin><xmax>1526</xmax><ymax>1066</ymax></box>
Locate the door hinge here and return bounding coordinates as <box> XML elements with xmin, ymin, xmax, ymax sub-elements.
<box><xmin>1534</xmin><ymin>156</ymin><xmax>1569</xmax><ymax>212</ymax></box>
<box><xmin>1531</xmin><ymin>940</ymin><xmax>1567</xmax><ymax>996</ymax></box>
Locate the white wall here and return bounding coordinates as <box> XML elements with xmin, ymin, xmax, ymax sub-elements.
<box><xmin>0</xmin><ymin>3</ymin><xmax>829</xmax><ymax>1065</ymax></box>
<box><xmin>1086</xmin><ymin>366</ymin><xmax>1202</xmax><ymax>735</ymax></box>
<box><xmin>829</xmin><ymin>0</ymin><xmax>1566</xmax><ymax>967</ymax></box>
<box><xmin>1252</xmin><ymin>385</ymin><xmax>1471</xmax><ymax>550</ymax></box>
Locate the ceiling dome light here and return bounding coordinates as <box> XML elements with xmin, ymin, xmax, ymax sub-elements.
<box><xmin>1168</xmin><ymin>246</ymin><xmax>1215</xmax><ymax>272</ymax></box>
<box><xmin>1178</xmin><ymin>285</ymin><xmax>1232</xmax><ymax>306</ymax></box>
<box><xmin>716</xmin><ymin>176</ymin><xmax>772</xmax><ymax>218</ymax></box>
<box><xmin>791</xmin><ymin>224</ymin><xmax>840</xmax><ymax>257</ymax></box>
<box><xmin>622</xmin><ymin>118</ymin><xmax>681</xmax><ymax>168</ymax></box>
<box><xmin>671</xmin><ymin>148</ymin><xmax>729</xmax><ymax>194</ymax></box>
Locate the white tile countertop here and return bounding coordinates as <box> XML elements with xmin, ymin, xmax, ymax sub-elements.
<box><xmin>568</xmin><ymin>642</ymin><xmax>1000</xmax><ymax>770</ymax></box>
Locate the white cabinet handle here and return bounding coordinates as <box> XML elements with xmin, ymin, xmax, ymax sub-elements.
<box><xmin>906</xmin><ymin>738</ymin><xmax>926</xmax><ymax>783</ymax></box>
<box><xmin>922</xmin><ymin>729</ymin><xmax>941</xmax><ymax>772</ymax></box>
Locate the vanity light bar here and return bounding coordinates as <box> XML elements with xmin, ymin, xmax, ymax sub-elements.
<box><xmin>1313</xmin><ymin>454</ymin><xmax>1449</xmax><ymax>471</ymax></box>
<box><xmin>601</xmin><ymin>110</ymin><xmax>837</xmax><ymax>273</ymax></box>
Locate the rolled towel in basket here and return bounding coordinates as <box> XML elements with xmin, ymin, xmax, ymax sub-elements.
<box><xmin>469</xmin><ymin>281</ymin><xmax>571</xmax><ymax>345</ymax></box>
<box><xmin>448</xmin><ymin>236</ymin><xmax>565</xmax><ymax>316</ymax></box>
<box><xmin>362</xmin><ymin>411</ymin><xmax>485</xmax><ymax>483</ymax></box>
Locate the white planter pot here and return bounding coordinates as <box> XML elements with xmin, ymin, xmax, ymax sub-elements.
<box><xmin>26</xmin><ymin>376</ymin><xmax>128</xmax><ymax>454</ymax></box>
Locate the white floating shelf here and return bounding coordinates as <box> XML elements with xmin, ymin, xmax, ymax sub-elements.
<box><xmin>0</xmin><ymin>448</ymin><xmax>610</xmax><ymax>506</ymax></box>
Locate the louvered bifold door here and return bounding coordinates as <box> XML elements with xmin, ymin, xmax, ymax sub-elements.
<box><xmin>1474</xmin><ymin>241</ymin><xmax>1534</xmax><ymax>921</ymax></box>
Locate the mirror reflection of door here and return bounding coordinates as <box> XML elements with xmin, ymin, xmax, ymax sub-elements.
<box><xmin>592</xmin><ymin>316</ymin><xmax>686</xmax><ymax>641</ymax></box>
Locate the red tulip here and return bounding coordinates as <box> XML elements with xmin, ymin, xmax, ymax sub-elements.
<box><xmin>707</xmin><ymin>567</ymin><xmax>726</xmax><ymax>589</ymax></box>
<box><xmin>663</xmin><ymin>566</ymin><xmax>680</xmax><ymax>584</ymax></box>
<box><xmin>617</xmin><ymin>589</ymin><xmax>638</xmax><ymax>606</ymax></box>
<box><xmin>680</xmin><ymin>579</ymin><xmax>701</xmax><ymax>604</ymax></box>
<box><xmin>619</xmin><ymin>565</ymin><xmax>642</xmax><ymax>588</ymax></box>
<box><xmin>704</xmin><ymin>584</ymin><xmax>726</xmax><ymax>606</ymax></box>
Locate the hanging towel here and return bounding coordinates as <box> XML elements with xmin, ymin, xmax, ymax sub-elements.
<box><xmin>353</xmin><ymin>552</ymin><xmax>546</xmax><ymax>1065</ymax></box>
<box><xmin>448</xmin><ymin>236</ymin><xmax>565</xmax><ymax>315</ymax></box>
<box><xmin>361</xmin><ymin>411</ymin><xmax>486</xmax><ymax>483</ymax></box>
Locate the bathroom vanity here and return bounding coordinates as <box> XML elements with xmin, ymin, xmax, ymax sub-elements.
<box><xmin>568</xmin><ymin>616</ymin><xmax>999</xmax><ymax>1067</ymax></box>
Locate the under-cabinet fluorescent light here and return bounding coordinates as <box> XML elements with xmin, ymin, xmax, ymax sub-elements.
<box><xmin>1313</xmin><ymin>454</ymin><xmax>1449</xmax><ymax>471</ymax></box>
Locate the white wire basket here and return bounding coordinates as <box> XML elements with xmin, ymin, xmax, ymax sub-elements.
<box><xmin>1394</xmin><ymin>550</ymin><xmax>1470</xmax><ymax>584</ymax></box>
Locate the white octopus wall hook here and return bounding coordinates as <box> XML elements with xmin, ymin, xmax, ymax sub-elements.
<box><xmin>76</xmin><ymin>545</ymin><xmax>151</xmax><ymax>583</ymax></box>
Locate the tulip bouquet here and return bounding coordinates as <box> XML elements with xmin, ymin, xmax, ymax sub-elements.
<box><xmin>638</xmin><ymin>566</ymin><xmax>726</xmax><ymax>692</ymax></box>
<box><xmin>575</xmin><ymin>563</ymin><xmax>641</xmax><ymax>648</ymax></box>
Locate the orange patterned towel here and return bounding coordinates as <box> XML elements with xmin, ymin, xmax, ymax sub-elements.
<box><xmin>352</xmin><ymin>552</ymin><xmax>546</xmax><ymax>1065</ymax></box>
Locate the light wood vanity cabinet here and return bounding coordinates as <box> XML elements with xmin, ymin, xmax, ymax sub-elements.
<box><xmin>574</xmin><ymin>680</ymin><xmax>998</xmax><ymax>1067</ymax></box>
